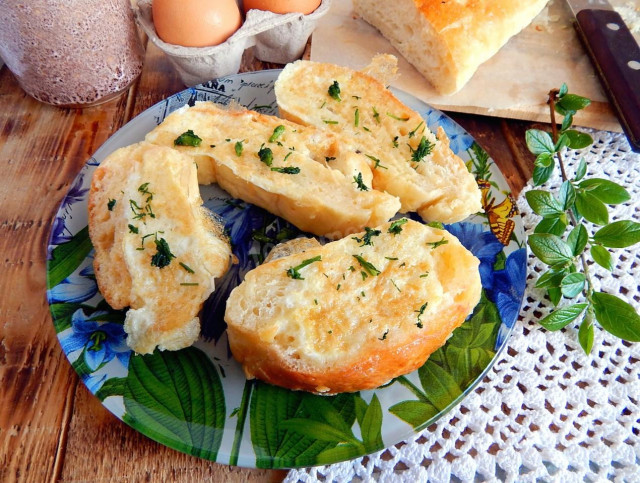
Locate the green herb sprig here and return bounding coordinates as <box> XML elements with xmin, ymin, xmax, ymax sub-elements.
<box><xmin>525</xmin><ymin>84</ymin><xmax>640</xmax><ymax>353</ymax></box>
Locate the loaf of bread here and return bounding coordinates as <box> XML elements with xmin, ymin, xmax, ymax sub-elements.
<box><xmin>145</xmin><ymin>101</ymin><xmax>401</xmax><ymax>239</ymax></box>
<box><xmin>224</xmin><ymin>219</ymin><xmax>481</xmax><ymax>394</ymax></box>
<box><xmin>353</xmin><ymin>0</ymin><xmax>549</xmax><ymax>94</ymax></box>
<box><xmin>274</xmin><ymin>57</ymin><xmax>483</xmax><ymax>224</ymax></box>
<box><xmin>88</xmin><ymin>142</ymin><xmax>232</xmax><ymax>354</ymax></box>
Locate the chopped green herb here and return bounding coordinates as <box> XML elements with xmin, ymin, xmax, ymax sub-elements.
<box><xmin>372</xmin><ymin>107</ymin><xmax>381</xmax><ymax>123</ymax></box>
<box><xmin>209</xmin><ymin>144</ymin><xmax>216</xmax><ymax>148</ymax></box>
<box><xmin>323</xmin><ymin>120</ymin><xmax>339</xmax><ymax>125</ymax></box>
<box><xmin>352</xmin><ymin>227</ymin><xmax>382</xmax><ymax>246</ymax></box>
<box><xmin>286</xmin><ymin>255</ymin><xmax>322</xmax><ymax>280</ymax></box>
<box><xmin>408</xmin><ymin>121</ymin><xmax>424</xmax><ymax>138</ymax></box>
<box><xmin>128</xmin><ymin>224</ymin><xmax>138</xmax><ymax>234</ymax></box>
<box><xmin>336</xmin><ymin>284</ymin><xmax>341</xmax><ymax>291</ymax></box>
<box><xmin>325</xmin><ymin>156</ymin><xmax>336</xmax><ymax>162</ymax></box>
<box><xmin>392</xmin><ymin>136</ymin><xmax>399</xmax><ymax>148</ymax></box>
<box><xmin>385</xmin><ymin>257</ymin><xmax>399</xmax><ymax>261</ymax></box>
<box><xmin>107</xmin><ymin>199</ymin><xmax>116</xmax><ymax>211</ymax></box>
<box><xmin>270</xmin><ymin>166</ymin><xmax>300</xmax><ymax>174</ymax></box>
<box><xmin>415</xmin><ymin>302</ymin><xmax>428</xmax><ymax>328</ymax></box>
<box><xmin>235</xmin><ymin>141</ymin><xmax>244</xmax><ymax>156</ymax></box>
<box><xmin>410</xmin><ymin>136</ymin><xmax>434</xmax><ymax>162</ymax></box>
<box><xmin>348</xmin><ymin>265</ymin><xmax>355</xmax><ymax>272</ymax></box>
<box><xmin>387</xmin><ymin>112</ymin><xmax>410</xmax><ymax>121</ymax></box>
<box><xmin>151</xmin><ymin>237</ymin><xmax>175</xmax><ymax>269</ymax></box>
<box><xmin>427</xmin><ymin>237</ymin><xmax>449</xmax><ymax>249</ymax></box>
<box><xmin>138</xmin><ymin>182</ymin><xmax>153</xmax><ymax>203</ymax></box>
<box><xmin>353</xmin><ymin>254</ymin><xmax>381</xmax><ymax>276</ymax></box>
<box><xmin>258</xmin><ymin>144</ymin><xmax>273</xmax><ymax>166</ymax></box>
<box><xmin>320</xmin><ymin>101</ymin><xmax>327</xmax><ymax>109</ymax></box>
<box><xmin>388</xmin><ymin>218</ymin><xmax>408</xmax><ymax>235</ymax></box>
<box><xmin>174</xmin><ymin>129</ymin><xmax>202</xmax><ymax>147</ymax></box>
<box><xmin>283</xmin><ymin>152</ymin><xmax>293</xmax><ymax>162</ymax></box>
<box><xmin>314</xmin><ymin>299</ymin><xmax>318</xmax><ymax>305</ymax></box>
<box><xmin>361</xmin><ymin>291</ymin><xmax>366</xmax><ymax>298</ymax></box>
<box><xmin>365</xmin><ymin>154</ymin><xmax>387</xmax><ymax>170</ymax></box>
<box><xmin>379</xmin><ymin>329</ymin><xmax>389</xmax><ymax>341</ymax></box>
<box><xmin>328</xmin><ymin>330</ymin><xmax>333</xmax><ymax>334</ymax></box>
<box><xmin>328</xmin><ymin>80</ymin><xmax>341</xmax><ymax>101</ymax></box>
<box><xmin>363</xmin><ymin>126</ymin><xmax>371</xmax><ymax>132</ymax></box>
<box><xmin>420</xmin><ymin>271</ymin><xmax>430</xmax><ymax>278</ymax></box>
<box><xmin>269</xmin><ymin>125</ymin><xmax>285</xmax><ymax>143</ymax></box>
<box><xmin>275</xmin><ymin>226</ymin><xmax>297</xmax><ymax>242</ymax></box>
<box><xmin>353</xmin><ymin>172</ymin><xmax>369</xmax><ymax>191</ymax></box>
<box><xmin>354</xmin><ymin>108</ymin><xmax>360</xmax><ymax>127</ymax></box>
<box><xmin>361</xmin><ymin>271</ymin><xmax>368</xmax><ymax>281</ymax></box>
<box><xmin>391</xmin><ymin>279</ymin><xmax>402</xmax><ymax>292</ymax></box>
<box><xmin>352</xmin><ymin>95</ymin><xmax>362</xmax><ymax>100</ymax></box>
<box><xmin>180</xmin><ymin>282</ymin><xmax>199</xmax><ymax>286</ymax></box>
<box><xmin>180</xmin><ymin>262</ymin><xmax>195</xmax><ymax>274</ymax></box>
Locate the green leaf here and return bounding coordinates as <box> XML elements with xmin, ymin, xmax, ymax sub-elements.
<box><xmin>567</xmin><ymin>224</ymin><xmax>588</xmax><ymax>256</ymax></box>
<box><xmin>122</xmin><ymin>347</ymin><xmax>226</xmax><ymax>461</ymax></box>
<box><xmin>564</xmin><ymin>130</ymin><xmax>593</xmax><ymax>149</ymax></box>
<box><xmin>50</xmin><ymin>303</ymin><xmax>80</xmax><ymax>333</ymax></box>
<box><xmin>533</xmin><ymin>164</ymin><xmax>554</xmax><ymax>186</ymax></box>
<box><xmin>535</xmin><ymin>216</ymin><xmax>567</xmax><ymax>236</ymax></box>
<box><xmin>526</xmin><ymin>129</ymin><xmax>555</xmax><ymax>155</ymax></box>
<box><xmin>359</xmin><ymin>394</ymin><xmax>383</xmax><ymax>451</ymax></box>
<box><xmin>418</xmin><ymin>360</ymin><xmax>462</xmax><ymax>411</ymax></box>
<box><xmin>578</xmin><ymin>317</ymin><xmax>594</xmax><ymax>354</ymax></box>
<box><xmin>95</xmin><ymin>377</ymin><xmax>126</xmax><ymax>401</ymax></box>
<box><xmin>579</xmin><ymin>178</ymin><xmax>630</xmax><ymax>205</ymax></box>
<box><xmin>558</xmin><ymin>181</ymin><xmax>576</xmax><ymax>210</ymax></box>
<box><xmin>575</xmin><ymin>191</ymin><xmax>608</xmax><ymax>225</ymax></box>
<box><xmin>279</xmin><ymin>419</ymin><xmax>359</xmax><ymax>445</ymax></box>
<box><xmin>593</xmin><ymin>221</ymin><xmax>640</xmax><ymax>248</ymax></box>
<box><xmin>558</xmin><ymin>83</ymin><xmax>568</xmax><ymax>97</ymax></box>
<box><xmin>561</xmin><ymin>113</ymin><xmax>574</xmax><ymax>132</ymax></box>
<box><xmin>315</xmin><ymin>444</ymin><xmax>364</xmax><ymax>465</ymax></box>
<box><xmin>592</xmin><ymin>292</ymin><xmax>640</xmax><ymax>342</ymax></box>
<box><xmin>536</xmin><ymin>268</ymin><xmax>567</xmax><ymax>289</ymax></box>
<box><xmin>389</xmin><ymin>400</ymin><xmax>439</xmax><ymax>429</ymax></box>
<box><xmin>574</xmin><ymin>158</ymin><xmax>588</xmax><ymax>181</ymax></box>
<box><xmin>47</xmin><ymin>226</ymin><xmax>93</xmax><ymax>289</ymax></box>
<box><xmin>590</xmin><ymin>245</ymin><xmax>613</xmax><ymax>271</ymax></box>
<box><xmin>538</xmin><ymin>303</ymin><xmax>588</xmax><ymax>331</ymax></box>
<box><xmin>547</xmin><ymin>287</ymin><xmax>563</xmax><ymax>306</ymax></box>
<box><xmin>561</xmin><ymin>272</ymin><xmax>586</xmax><ymax>298</ymax></box>
<box><xmin>528</xmin><ymin>233</ymin><xmax>574</xmax><ymax>266</ymax></box>
<box><xmin>526</xmin><ymin>190</ymin><xmax>563</xmax><ymax>217</ymax></box>
<box><xmin>535</xmin><ymin>153</ymin><xmax>554</xmax><ymax>168</ymax></box>
<box><xmin>558</xmin><ymin>93</ymin><xmax>591</xmax><ymax>112</ymax></box>
<box><xmin>555</xmin><ymin>132</ymin><xmax>570</xmax><ymax>151</ymax></box>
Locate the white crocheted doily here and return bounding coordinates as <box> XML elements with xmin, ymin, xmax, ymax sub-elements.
<box><xmin>285</xmin><ymin>131</ymin><xmax>640</xmax><ymax>482</ymax></box>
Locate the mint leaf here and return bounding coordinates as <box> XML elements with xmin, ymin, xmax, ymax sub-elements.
<box><xmin>590</xmin><ymin>245</ymin><xmax>613</xmax><ymax>271</ymax></box>
<box><xmin>574</xmin><ymin>158</ymin><xmax>587</xmax><ymax>181</ymax></box>
<box><xmin>561</xmin><ymin>272</ymin><xmax>586</xmax><ymax>298</ymax></box>
<box><xmin>538</xmin><ymin>303</ymin><xmax>588</xmax><ymax>331</ymax></box>
<box><xmin>534</xmin><ymin>216</ymin><xmax>567</xmax><ymax>236</ymax></box>
<box><xmin>567</xmin><ymin>224</ymin><xmax>588</xmax><ymax>256</ymax></box>
<box><xmin>525</xmin><ymin>190</ymin><xmax>563</xmax><ymax>217</ymax></box>
<box><xmin>557</xmin><ymin>93</ymin><xmax>591</xmax><ymax>112</ymax></box>
<box><xmin>578</xmin><ymin>178</ymin><xmax>630</xmax><ymax>205</ymax></box>
<box><xmin>575</xmin><ymin>191</ymin><xmax>608</xmax><ymax>225</ymax></box>
<box><xmin>564</xmin><ymin>130</ymin><xmax>593</xmax><ymax>149</ymax></box>
<box><xmin>533</xmin><ymin>165</ymin><xmax>554</xmax><ymax>186</ymax></box>
<box><xmin>526</xmin><ymin>129</ymin><xmax>555</xmax><ymax>155</ymax></box>
<box><xmin>592</xmin><ymin>292</ymin><xmax>640</xmax><ymax>342</ymax></box>
<box><xmin>593</xmin><ymin>221</ymin><xmax>640</xmax><ymax>248</ymax></box>
<box><xmin>528</xmin><ymin>233</ymin><xmax>574</xmax><ymax>266</ymax></box>
<box><xmin>578</xmin><ymin>318</ymin><xmax>594</xmax><ymax>354</ymax></box>
<box><xmin>536</xmin><ymin>268</ymin><xmax>567</xmax><ymax>289</ymax></box>
<box><xmin>558</xmin><ymin>181</ymin><xmax>576</xmax><ymax>210</ymax></box>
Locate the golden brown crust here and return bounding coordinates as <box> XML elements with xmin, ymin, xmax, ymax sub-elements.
<box><xmin>224</xmin><ymin>219</ymin><xmax>481</xmax><ymax>394</ymax></box>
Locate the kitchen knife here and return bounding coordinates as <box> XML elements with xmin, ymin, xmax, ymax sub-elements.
<box><xmin>566</xmin><ymin>0</ymin><xmax>640</xmax><ymax>152</ymax></box>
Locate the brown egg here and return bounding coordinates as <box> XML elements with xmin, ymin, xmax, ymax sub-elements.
<box><xmin>243</xmin><ymin>0</ymin><xmax>322</xmax><ymax>15</ymax></box>
<box><xmin>153</xmin><ymin>0</ymin><xmax>243</xmax><ymax>47</ymax></box>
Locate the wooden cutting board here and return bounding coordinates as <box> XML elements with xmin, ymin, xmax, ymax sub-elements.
<box><xmin>310</xmin><ymin>0</ymin><xmax>640</xmax><ymax>133</ymax></box>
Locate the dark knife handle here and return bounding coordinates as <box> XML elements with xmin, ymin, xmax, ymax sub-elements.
<box><xmin>574</xmin><ymin>8</ymin><xmax>640</xmax><ymax>152</ymax></box>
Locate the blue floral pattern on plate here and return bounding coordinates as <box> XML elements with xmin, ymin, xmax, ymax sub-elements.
<box><xmin>46</xmin><ymin>71</ymin><xmax>526</xmax><ymax>468</ymax></box>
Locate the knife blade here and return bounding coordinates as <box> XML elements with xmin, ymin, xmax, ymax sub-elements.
<box><xmin>566</xmin><ymin>0</ymin><xmax>640</xmax><ymax>152</ymax></box>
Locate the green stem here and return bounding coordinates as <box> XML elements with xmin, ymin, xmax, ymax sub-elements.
<box><xmin>395</xmin><ymin>376</ymin><xmax>429</xmax><ymax>402</ymax></box>
<box><xmin>229</xmin><ymin>379</ymin><xmax>253</xmax><ymax>466</ymax></box>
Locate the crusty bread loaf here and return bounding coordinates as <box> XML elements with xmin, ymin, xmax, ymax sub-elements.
<box><xmin>145</xmin><ymin>101</ymin><xmax>401</xmax><ymax>239</ymax></box>
<box><xmin>225</xmin><ymin>219</ymin><xmax>481</xmax><ymax>394</ymax></box>
<box><xmin>88</xmin><ymin>142</ymin><xmax>232</xmax><ymax>354</ymax></box>
<box><xmin>353</xmin><ymin>0</ymin><xmax>549</xmax><ymax>94</ymax></box>
<box><xmin>274</xmin><ymin>57</ymin><xmax>483</xmax><ymax>224</ymax></box>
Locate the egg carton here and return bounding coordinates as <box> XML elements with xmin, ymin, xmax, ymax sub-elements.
<box><xmin>134</xmin><ymin>0</ymin><xmax>332</xmax><ymax>86</ymax></box>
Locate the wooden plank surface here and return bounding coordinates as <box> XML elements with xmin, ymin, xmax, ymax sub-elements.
<box><xmin>0</xmin><ymin>36</ymin><xmax>534</xmax><ymax>483</ymax></box>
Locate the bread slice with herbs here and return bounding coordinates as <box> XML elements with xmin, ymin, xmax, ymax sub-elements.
<box><xmin>274</xmin><ymin>56</ymin><xmax>483</xmax><ymax>224</ymax></box>
<box><xmin>145</xmin><ymin>101</ymin><xmax>401</xmax><ymax>240</ymax></box>
<box><xmin>224</xmin><ymin>218</ymin><xmax>481</xmax><ymax>394</ymax></box>
<box><xmin>88</xmin><ymin>142</ymin><xmax>232</xmax><ymax>354</ymax></box>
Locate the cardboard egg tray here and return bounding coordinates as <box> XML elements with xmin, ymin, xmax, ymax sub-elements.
<box><xmin>134</xmin><ymin>0</ymin><xmax>332</xmax><ymax>86</ymax></box>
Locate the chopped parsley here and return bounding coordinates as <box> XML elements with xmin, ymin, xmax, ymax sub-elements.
<box><xmin>392</xmin><ymin>136</ymin><xmax>399</xmax><ymax>148</ymax></box>
<box><xmin>353</xmin><ymin>254</ymin><xmax>380</xmax><ymax>277</ymax></box>
<box><xmin>354</xmin><ymin>108</ymin><xmax>360</xmax><ymax>127</ymax></box>
<box><xmin>180</xmin><ymin>262</ymin><xmax>195</xmax><ymax>274</ymax></box>
<box><xmin>107</xmin><ymin>199</ymin><xmax>116</xmax><ymax>211</ymax></box>
<box><xmin>325</xmin><ymin>156</ymin><xmax>336</xmax><ymax>162</ymax></box>
<box><xmin>410</xmin><ymin>136</ymin><xmax>434</xmax><ymax>162</ymax></box>
<box><xmin>387</xmin><ymin>112</ymin><xmax>410</xmax><ymax>121</ymax></box>
<box><xmin>372</xmin><ymin>107</ymin><xmax>381</xmax><ymax>123</ymax></box>
<box><xmin>352</xmin><ymin>227</ymin><xmax>381</xmax><ymax>246</ymax></box>
<box><xmin>180</xmin><ymin>282</ymin><xmax>199</xmax><ymax>286</ymax></box>
<box><xmin>128</xmin><ymin>224</ymin><xmax>138</xmax><ymax>234</ymax></box>
<box><xmin>391</xmin><ymin>279</ymin><xmax>402</xmax><ymax>292</ymax></box>
<box><xmin>269</xmin><ymin>125</ymin><xmax>285</xmax><ymax>143</ymax></box>
<box><xmin>415</xmin><ymin>302</ymin><xmax>428</xmax><ymax>328</ymax></box>
<box><xmin>388</xmin><ymin>218</ymin><xmax>408</xmax><ymax>235</ymax></box>
<box><xmin>427</xmin><ymin>237</ymin><xmax>449</xmax><ymax>249</ymax></box>
<box><xmin>420</xmin><ymin>271</ymin><xmax>430</xmax><ymax>278</ymax></box>
<box><xmin>151</xmin><ymin>237</ymin><xmax>175</xmax><ymax>269</ymax></box>
<box><xmin>379</xmin><ymin>329</ymin><xmax>389</xmax><ymax>341</ymax></box>
<box><xmin>323</xmin><ymin>120</ymin><xmax>339</xmax><ymax>125</ymax></box>
<box><xmin>138</xmin><ymin>182</ymin><xmax>153</xmax><ymax>203</ymax></box>
<box><xmin>270</xmin><ymin>166</ymin><xmax>300</xmax><ymax>174</ymax></box>
<box><xmin>283</xmin><ymin>152</ymin><xmax>293</xmax><ymax>162</ymax></box>
<box><xmin>365</xmin><ymin>154</ymin><xmax>387</xmax><ymax>170</ymax></box>
<box><xmin>174</xmin><ymin>129</ymin><xmax>202</xmax><ymax>147</ymax></box>
<box><xmin>235</xmin><ymin>141</ymin><xmax>244</xmax><ymax>156</ymax></box>
<box><xmin>286</xmin><ymin>255</ymin><xmax>322</xmax><ymax>280</ymax></box>
<box><xmin>352</xmin><ymin>172</ymin><xmax>369</xmax><ymax>191</ymax></box>
<box><xmin>328</xmin><ymin>80</ymin><xmax>341</xmax><ymax>101</ymax></box>
<box><xmin>258</xmin><ymin>145</ymin><xmax>273</xmax><ymax>166</ymax></box>
<box><xmin>408</xmin><ymin>121</ymin><xmax>424</xmax><ymax>138</ymax></box>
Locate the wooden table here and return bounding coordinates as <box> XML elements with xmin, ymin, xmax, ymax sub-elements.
<box><xmin>0</xmin><ymin>39</ymin><xmax>540</xmax><ymax>482</ymax></box>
